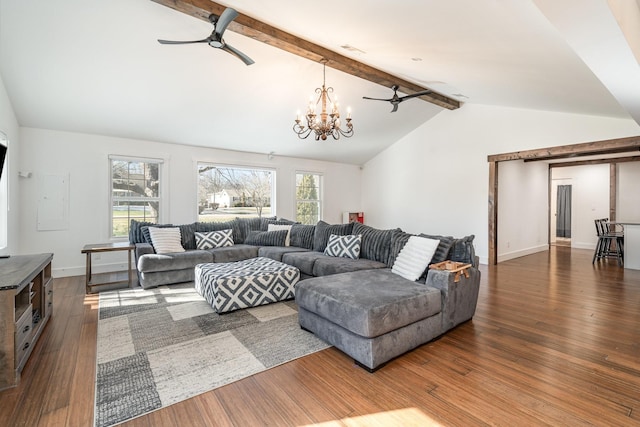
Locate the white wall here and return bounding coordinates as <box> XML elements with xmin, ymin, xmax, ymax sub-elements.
<box><xmin>618</xmin><ymin>162</ymin><xmax>640</xmax><ymax>221</ymax></box>
<box><xmin>551</xmin><ymin>164</ymin><xmax>610</xmax><ymax>249</ymax></box>
<box><xmin>0</xmin><ymin>73</ymin><xmax>20</xmax><ymax>256</ymax></box>
<box><xmin>362</xmin><ymin>103</ymin><xmax>640</xmax><ymax>264</ymax></box>
<box><xmin>497</xmin><ymin>160</ymin><xmax>548</xmax><ymax>261</ymax></box>
<box><xmin>18</xmin><ymin>127</ymin><xmax>362</xmax><ymax>277</ymax></box>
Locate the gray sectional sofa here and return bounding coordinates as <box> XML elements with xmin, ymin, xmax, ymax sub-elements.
<box><xmin>129</xmin><ymin>217</ymin><xmax>481</xmax><ymax>371</ymax></box>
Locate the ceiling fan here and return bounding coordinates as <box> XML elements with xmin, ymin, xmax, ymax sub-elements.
<box><xmin>157</xmin><ymin>8</ymin><xmax>254</xmax><ymax>66</ymax></box>
<box><xmin>363</xmin><ymin>85</ymin><xmax>432</xmax><ymax>112</ymax></box>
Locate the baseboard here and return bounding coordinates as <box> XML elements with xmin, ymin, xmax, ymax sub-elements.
<box><xmin>498</xmin><ymin>245</ymin><xmax>548</xmax><ymax>263</ymax></box>
<box><xmin>53</xmin><ymin>262</ymin><xmax>130</xmax><ymax>278</ymax></box>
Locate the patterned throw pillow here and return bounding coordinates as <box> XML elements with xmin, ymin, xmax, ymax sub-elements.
<box><xmin>195</xmin><ymin>229</ymin><xmax>234</xmax><ymax>250</ymax></box>
<box><xmin>267</xmin><ymin>224</ymin><xmax>292</xmax><ymax>246</ymax></box>
<box><xmin>324</xmin><ymin>234</ymin><xmax>362</xmax><ymax>259</ymax></box>
<box><xmin>391</xmin><ymin>236</ymin><xmax>440</xmax><ymax>281</ymax></box>
<box><xmin>147</xmin><ymin>227</ymin><xmax>185</xmax><ymax>254</ymax></box>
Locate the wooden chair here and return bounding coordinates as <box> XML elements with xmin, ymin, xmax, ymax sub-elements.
<box><xmin>592</xmin><ymin>218</ymin><xmax>624</xmax><ymax>266</ymax></box>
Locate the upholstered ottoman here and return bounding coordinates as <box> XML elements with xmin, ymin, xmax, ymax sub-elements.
<box><xmin>195</xmin><ymin>257</ymin><xmax>300</xmax><ymax>313</ymax></box>
<box><xmin>296</xmin><ymin>269</ymin><xmax>443</xmax><ymax>371</ymax></box>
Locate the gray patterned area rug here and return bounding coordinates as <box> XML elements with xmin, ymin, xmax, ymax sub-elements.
<box><xmin>94</xmin><ymin>283</ymin><xmax>330</xmax><ymax>427</ymax></box>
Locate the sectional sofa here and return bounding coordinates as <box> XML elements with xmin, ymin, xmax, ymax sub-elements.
<box><xmin>129</xmin><ymin>217</ymin><xmax>481</xmax><ymax>370</ymax></box>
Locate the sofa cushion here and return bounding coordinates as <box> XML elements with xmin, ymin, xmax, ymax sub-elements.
<box><xmin>449</xmin><ymin>235</ymin><xmax>476</xmax><ymax>266</ymax></box>
<box><xmin>208</xmin><ymin>244</ymin><xmax>259</xmax><ymax>263</ymax></box>
<box><xmin>419</xmin><ymin>233</ymin><xmax>455</xmax><ymax>264</ymax></box>
<box><xmin>258</xmin><ymin>216</ymin><xmax>277</xmax><ymax>231</ymax></box>
<box><xmin>391</xmin><ymin>236</ymin><xmax>440</xmax><ymax>281</ymax></box>
<box><xmin>295</xmin><ymin>269</ymin><xmax>442</xmax><ymax>338</ymax></box>
<box><xmin>245</xmin><ymin>229</ymin><xmax>288</xmax><ymax>246</ymax></box>
<box><xmin>312</xmin><ymin>256</ymin><xmax>387</xmax><ymax>277</ymax></box>
<box><xmin>129</xmin><ymin>219</ymin><xmax>155</xmax><ymax>244</ymax></box>
<box><xmin>267</xmin><ymin>223</ymin><xmax>293</xmax><ymax>246</ymax></box>
<box><xmin>388</xmin><ymin>231</ymin><xmax>454</xmax><ymax>268</ymax></box>
<box><xmin>324</xmin><ymin>234</ymin><xmax>361</xmax><ymax>259</ymax></box>
<box><xmin>234</xmin><ymin>217</ymin><xmax>262</xmax><ymax>244</ymax></box>
<box><xmin>282</xmin><ymin>251</ymin><xmax>329</xmax><ymax>276</ymax></box>
<box><xmin>147</xmin><ymin>227</ymin><xmax>185</xmax><ymax>254</ymax></box>
<box><xmin>258</xmin><ymin>246</ymin><xmax>310</xmax><ymax>262</ymax></box>
<box><xmin>351</xmin><ymin>223</ymin><xmax>399</xmax><ymax>264</ymax></box>
<box><xmin>313</xmin><ymin>221</ymin><xmax>354</xmax><ymax>252</ymax></box>
<box><xmin>195</xmin><ymin>229</ymin><xmax>234</xmax><ymax>249</ymax></box>
<box><xmin>137</xmin><ymin>250</ymin><xmax>212</xmax><ymax>273</ymax></box>
<box><xmin>179</xmin><ymin>223</ymin><xmax>198</xmax><ymax>250</ymax></box>
<box><xmin>196</xmin><ymin>220</ymin><xmax>237</xmax><ymax>233</ymax></box>
<box><xmin>290</xmin><ymin>224</ymin><xmax>315</xmax><ymax>250</ymax></box>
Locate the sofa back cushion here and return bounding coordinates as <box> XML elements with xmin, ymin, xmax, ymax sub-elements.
<box><xmin>449</xmin><ymin>235</ymin><xmax>476</xmax><ymax>266</ymax></box>
<box><xmin>290</xmin><ymin>224</ymin><xmax>316</xmax><ymax>249</ymax></box>
<box><xmin>388</xmin><ymin>231</ymin><xmax>454</xmax><ymax>270</ymax></box>
<box><xmin>129</xmin><ymin>219</ymin><xmax>155</xmax><ymax>244</ymax></box>
<box><xmin>179</xmin><ymin>223</ymin><xmax>197</xmax><ymax>250</ymax></box>
<box><xmin>245</xmin><ymin>229</ymin><xmax>288</xmax><ymax>246</ymax></box>
<box><xmin>234</xmin><ymin>217</ymin><xmax>262</xmax><ymax>244</ymax></box>
<box><xmin>313</xmin><ymin>221</ymin><xmax>354</xmax><ymax>252</ymax></box>
<box><xmin>351</xmin><ymin>222</ymin><xmax>399</xmax><ymax>264</ymax></box>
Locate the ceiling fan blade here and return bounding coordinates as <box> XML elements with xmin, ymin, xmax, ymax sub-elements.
<box><xmin>221</xmin><ymin>44</ymin><xmax>255</xmax><ymax>65</ymax></box>
<box><xmin>399</xmin><ymin>90</ymin><xmax>433</xmax><ymax>101</ymax></box>
<box><xmin>215</xmin><ymin>8</ymin><xmax>239</xmax><ymax>37</ymax></box>
<box><xmin>158</xmin><ymin>38</ymin><xmax>209</xmax><ymax>45</ymax></box>
<box><xmin>391</xmin><ymin>103</ymin><xmax>399</xmax><ymax>113</ymax></box>
<box><xmin>362</xmin><ymin>96</ymin><xmax>392</xmax><ymax>102</ymax></box>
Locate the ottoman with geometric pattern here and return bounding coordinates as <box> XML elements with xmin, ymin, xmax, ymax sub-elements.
<box><xmin>194</xmin><ymin>257</ymin><xmax>300</xmax><ymax>313</ymax></box>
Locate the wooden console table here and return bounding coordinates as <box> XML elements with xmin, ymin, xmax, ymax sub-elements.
<box><xmin>81</xmin><ymin>242</ymin><xmax>135</xmax><ymax>294</ymax></box>
<box><xmin>0</xmin><ymin>253</ymin><xmax>54</xmax><ymax>390</ymax></box>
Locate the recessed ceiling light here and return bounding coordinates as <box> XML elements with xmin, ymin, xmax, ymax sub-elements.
<box><xmin>452</xmin><ymin>93</ymin><xmax>469</xmax><ymax>99</ymax></box>
<box><xmin>340</xmin><ymin>44</ymin><xmax>366</xmax><ymax>54</ymax></box>
<box><xmin>411</xmin><ymin>57</ymin><xmax>423</xmax><ymax>61</ymax></box>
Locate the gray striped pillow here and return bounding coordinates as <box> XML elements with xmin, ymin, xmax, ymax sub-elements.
<box><xmin>244</xmin><ymin>229</ymin><xmax>288</xmax><ymax>246</ymax></box>
<box><xmin>352</xmin><ymin>222</ymin><xmax>399</xmax><ymax>264</ymax></box>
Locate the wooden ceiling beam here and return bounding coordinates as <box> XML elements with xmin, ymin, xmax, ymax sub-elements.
<box><xmin>487</xmin><ymin>135</ymin><xmax>640</xmax><ymax>163</ymax></box>
<box><xmin>150</xmin><ymin>0</ymin><xmax>461</xmax><ymax>110</ymax></box>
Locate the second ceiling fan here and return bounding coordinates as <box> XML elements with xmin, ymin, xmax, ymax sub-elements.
<box><xmin>363</xmin><ymin>85</ymin><xmax>433</xmax><ymax>112</ymax></box>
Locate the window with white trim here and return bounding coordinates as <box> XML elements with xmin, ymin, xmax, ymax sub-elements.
<box><xmin>110</xmin><ymin>156</ymin><xmax>162</xmax><ymax>238</ymax></box>
<box><xmin>197</xmin><ymin>163</ymin><xmax>275</xmax><ymax>222</ymax></box>
<box><xmin>296</xmin><ymin>172</ymin><xmax>322</xmax><ymax>225</ymax></box>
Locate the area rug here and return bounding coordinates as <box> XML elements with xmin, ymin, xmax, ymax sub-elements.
<box><xmin>94</xmin><ymin>283</ymin><xmax>330</xmax><ymax>427</ymax></box>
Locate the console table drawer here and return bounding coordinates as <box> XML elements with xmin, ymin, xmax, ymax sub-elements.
<box><xmin>14</xmin><ymin>304</ymin><xmax>33</xmax><ymax>346</ymax></box>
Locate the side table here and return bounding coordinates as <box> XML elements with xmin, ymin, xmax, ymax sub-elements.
<box><xmin>81</xmin><ymin>242</ymin><xmax>135</xmax><ymax>293</ymax></box>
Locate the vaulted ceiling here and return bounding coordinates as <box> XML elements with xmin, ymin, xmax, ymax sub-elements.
<box><xmin>1</xmin><ymin>0</ymin><xmax>639</xmax><ymax>165</ymax></box>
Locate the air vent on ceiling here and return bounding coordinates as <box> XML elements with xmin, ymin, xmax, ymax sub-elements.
<box><xmin>340</xmin><ymin>44</ymin><xmax>366</xmax><ymax>54</ymax></box>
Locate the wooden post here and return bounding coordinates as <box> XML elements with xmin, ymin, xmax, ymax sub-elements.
<box><xmin>488</xmin><ymin>161</ymin><xmax>498</xmax><ymax>265</ymax></box>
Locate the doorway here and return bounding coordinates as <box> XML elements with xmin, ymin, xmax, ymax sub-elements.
<box><xmin>553</xmin><ymin>184</ymin><xmax>572</xmax><ymax>246</ymax></box>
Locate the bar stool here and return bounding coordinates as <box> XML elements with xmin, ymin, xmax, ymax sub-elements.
<box><xmin>592</xmin><ymin>218</ymin><xmax>624</xmax><ymax>266</ymax></box>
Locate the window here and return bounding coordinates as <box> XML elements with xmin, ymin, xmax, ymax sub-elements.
<box><xmin>296</xmin><ymin>172</ymin><xmax>322</xmax><ymax>225</ymax></box>
<box><xmin>110</xmin><ymin>157</ymin><xmax>162</xmax><ymax>238</ymax></box>
<box><xmin>197</xmin><ymin>163</ymin><xmax>274</xmax><ymax>222</ymax></box>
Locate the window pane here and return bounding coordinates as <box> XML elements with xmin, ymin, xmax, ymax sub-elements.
<box><xmin>111</xmin><ymin>158</ymin><xmax>161</xmax><ymax>238</ymax></box>
<box><xmin>296</xmin><ymin>173</ymin><xmax>321</xmax><ymax>224</ymax></box>
<box><xmin>197</xmin><ymin>163</ymin><xmax>274</xmax><ymax>223</ymax></box>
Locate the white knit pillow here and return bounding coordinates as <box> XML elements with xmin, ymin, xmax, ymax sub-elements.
<box><xmin>267</xmin><ymin>224</ymin><xmax>292</xmax><ymax>246</ymax></box>
<box><xmin>391</xmin><ymin>236</ymin><xmax>439</xmax><ymax>281</ymax></box>
<box><xmin>148</xmin><ymin>227</ymin><xmax>185</xmax><ymax>254</ymax></box>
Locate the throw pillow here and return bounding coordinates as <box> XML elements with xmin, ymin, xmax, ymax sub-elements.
<box><xmin>324</xmin><ymin>234</ymin><xmax>362</xmax><ymax>259</ymax></box>
<box><xmin>449</xmin><ymin>235</ymin><xmax>476</xmax><ymax>266</ymax></box>
<box><xmin>195</xmin><ymin>229</ymin><xmax>234</xmax><ymax>249</ymax></box>
<box><xmin>235</xmin><ymin>217</ymin><xmax>262</xmax><ymax>244</ymax></box>
<box><xmin>244</xmin><ymin>229</ymin><xmax>288</xmax><ymax>246</ymax></box>
<box><xmin>391</xmin><ymin>236</ymin><xmax>440</xmax><ymax>281</ymax></box>
<box><xmin>147</xmin><ymin>227</ymin><xmax>185</xmax><ymax>254</ymax></box>
<box><xmin>141</xmin><ymin>224</ymin><xmax>174</xmax><ymax>249</ymax></box>
<box><xmin>313</xmin><ymin>221</ymin><xmax>355</xmax><ymax>252</ymax></box>
<box><xmin>129</xmin><ymin>219</ymin><xmax>154</xmax><ymax>244</ymax></box>
<box><xmin>267</xmin><ymin>223</ymin><xmax>293</xmax><ymax>246</ymax></box>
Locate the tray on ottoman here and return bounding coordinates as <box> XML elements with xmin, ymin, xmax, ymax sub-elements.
<box><xmin>195</xmin><ymin>257</ymin><xmax>300</xmax><ymax>313</ymax></box>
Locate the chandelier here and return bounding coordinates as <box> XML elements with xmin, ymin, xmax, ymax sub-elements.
<box><xmin>293</xmin><ymin>60</ymin><xmax>353</xmax><ymax>140</ymax></box>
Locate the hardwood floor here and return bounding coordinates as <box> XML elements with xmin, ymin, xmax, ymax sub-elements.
<box><xmin>2</xmin><ymin>246</ymin><xmax>639</xmax><ymax>426</ymax></box>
